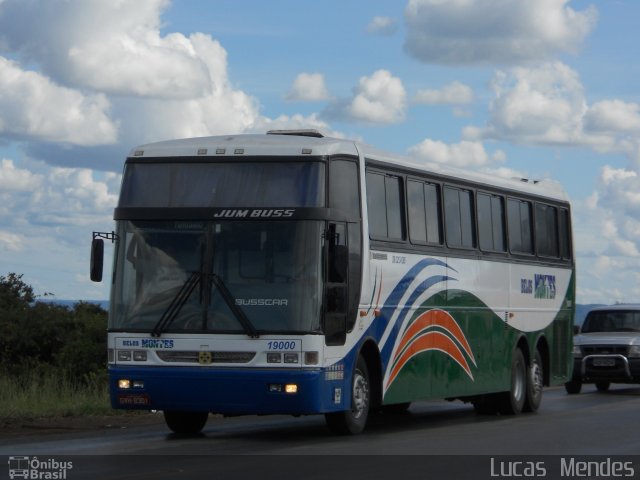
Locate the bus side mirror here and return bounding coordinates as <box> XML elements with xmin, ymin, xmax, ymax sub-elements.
<box><xmin>90</xmin><ymin>238</ymin><xmax>104</xmax><ymax>282</ymax></box>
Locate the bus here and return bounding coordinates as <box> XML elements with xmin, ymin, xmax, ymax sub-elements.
<box><xmin>90</xmin><ymin>130</ymin><xmax>575</xmax><ymax>435</ymax></box>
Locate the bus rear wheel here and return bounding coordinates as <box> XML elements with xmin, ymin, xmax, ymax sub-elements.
<box><xmin>499</xmin><ymin>348</ymin><xmax>527</xmax><ymax>415</ymax></box>
<box><xmin>163</xmin><ymin>410</ymin><xmax>208</xmax><ymax>435</ymax></box>
<box><xmin>523</xmin><ymin>349</ymin><xmax>544</xmax><ymax>412</ymax></box>
<box><xmin>325</xmin><ymin>356</ymin><xmax>370</xmax><ymax>435</ymax></box>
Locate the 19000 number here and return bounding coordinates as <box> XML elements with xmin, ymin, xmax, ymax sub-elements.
<box><xmin>267</xmin><ymin>341</ymin><xmax>297</xmax><ymax>350</ymax></box>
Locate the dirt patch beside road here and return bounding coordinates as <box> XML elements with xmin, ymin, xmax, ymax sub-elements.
<box><xmin>0</xmin><ymin>411</ymin><xmax>165</xmax><ymax>439</ymax></box>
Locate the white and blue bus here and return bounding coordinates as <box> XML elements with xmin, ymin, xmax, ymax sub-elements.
<box><xmin>91</xmin><ymin>130</ymin><xmax>575</xmax><ymax>434</ymax></box>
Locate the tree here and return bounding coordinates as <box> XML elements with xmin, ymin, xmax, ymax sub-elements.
<box><xmin>0</xmin><ymin>273</ymin><xmax>34</xmax><ymax>311</ymax></box>
<box><xmin>0</xmin><ymin>273</ymin><xmax>107</xmax><ymax>383</ymax></box>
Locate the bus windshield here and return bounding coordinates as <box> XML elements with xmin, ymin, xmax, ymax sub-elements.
<box><xmin>110</xmin><ymin>220</ymin><xmax>324</xmax><ymax>334</ymax></box>
<box><xmin>119</xmin><ymin>161</ymin><xmax>325</xmax><ymax>208</ymax></box>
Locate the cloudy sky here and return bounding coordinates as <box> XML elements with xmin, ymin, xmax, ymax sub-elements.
<box><xmin>0</xmin><ymin>0</ymin><xmax>639</xmax><ymax>304</ymax></box>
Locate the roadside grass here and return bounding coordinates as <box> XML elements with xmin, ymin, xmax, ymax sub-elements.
<box><xmin>0</xmin><ymin>371</ymin><xmax>113</xmax><ymax>422</ymax></box>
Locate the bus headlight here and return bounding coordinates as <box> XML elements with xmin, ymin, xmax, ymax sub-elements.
<box><xmin>117</xmin><ymin>350</ymin><xmax>132</xmax><ymax>361</ymax></box>
<box><xmin>133</xmin><ymin>350</ymin><xmax>147</xmax><ymax>361</ymax></box>
<box><xmin>285</xmin><ymin>384</ymin><xmax>298</xmax><ymax>394</ymax></box>
<box><xmin>267</xmin><ymin>353</ymin><xmax>282</xmax><ymax>363</ymax></box>
<box><xmin>118</xmin><ymin>379</ymin><xmax>131</xmax><ymax>389</ymax></box>
<box><xmin>283</xmin><ymin>353</ymin><xmax>299</xmax><ymax>364</ymax></box>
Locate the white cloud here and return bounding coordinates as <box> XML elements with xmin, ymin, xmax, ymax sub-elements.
<box><xmin>0</xmin><ymin>57</ymin><xmax>118</xmax><ymax>145</ymax></box>
<box><xmin>0</xmin><ymin>230</ymin><xmax>23</xmax><ymax>252</ymax></box>
<box><xmin>0</xmin><ymin>158</ymin><xmax>43</xmax><ymax>191</ymax></box>
<box><xmin>415</xmin><ymin>81</ymin><xmax>474</xmax><ymax>105</ymax></box>
<box><xmin>576</xmin><ymin>165</ymin><xmax>640</xmax><ymax>294</ymax></box>
<box><xmin>584</xmin><ymin>100</ymin><xmax>640</xmax><ymax>134</ymax></box>
<box><xmin>0</xmin><ymin>0</ymin><xmax>216</xmax><ymax>99</ymax></box>
<box><xmin>367</xmin><ymin>16</ymin><xmax>398</xmax><ymax>36</ymax></box>
<box><xmin>470</xmin><ymin>62</ymin><xmax>640</xmax><ymax>160</ymax></box>
<box><xmin>404</xmin><ymin>0</ymin><xmax>597</xmax><ymax>65</ymax></box>
<box><xmin>0</xmin><ymin>0</ymin><xmax>261</xmax><ymax>157</ymax></box>
<box><xmin>0</xmin><ymin>156</ymin><xmax>120</xmax><ymax>297</ymax></box>
<box><xmin>285</xmin><ymin>73</ymin><xmax>331</xmax><ymax>102</ymax></box>
<box><xmin>480</xmin><ymin>62</ymin><xmax>588</xmax><ymax>145</ymax></box>
<box><xmin>407</xmin><ymin>138</ymin><xmax>505</xmax><ymax>168</ymax></box>
<box><xmin>336</xmin><ymin>70</ymin><xmax>406</xmax><ymax>124</ymax></box>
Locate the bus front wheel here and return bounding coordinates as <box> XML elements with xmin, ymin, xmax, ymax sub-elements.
<box><xmin>325</xmin><ymin>356</ymin><xmax>370</xmax><ymax>435</ymax></box>
<box><xmin>163</xmin><ymin>410</ymin><xmax>208</xmax><ymax>435</ymax></box>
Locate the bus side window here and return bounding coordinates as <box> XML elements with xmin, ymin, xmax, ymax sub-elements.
<box><xmin>558</xmin><ymin>208</ymin><xmax>572</xmax><ymax>260</ymax></box>
<box><xmin>408</xmin><ymin>179</ymin><xmax>442</xmax><ymax>246</ymax></box>
<box><xmin>330</xmin><ymin>159</ymin><xmax>360</xmax><ymax>219</ymax></box>
<box><xmin>507</xmin><ymin>198</ymin><xmax>534</xmax><ymax>255</ymax></box>
<box><xmin>444</xmin><ymin>186</ymin><xmax>476</xmax><ymax>248</ymax></box>
<box><xmin>366</xmin><ymin>170</ymin><xmax>406</xmax><ymax>241</ymax></box>
<box><xmin>535</xmin><ymin>203</ymin><xmax>559</xmax><ymax>258</ymax></box>
<box><xmin>477</xmin><ymin>192</ymin><xmax>506</xmax><ymax>252</ymax></box>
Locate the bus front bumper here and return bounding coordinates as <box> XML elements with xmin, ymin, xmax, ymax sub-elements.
<box><xmin>109</xmin><ymin>365</ymin><xmax>348</xmax><ymax>415</ymax></box>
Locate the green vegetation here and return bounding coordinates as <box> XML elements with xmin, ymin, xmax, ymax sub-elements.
<box><xmin>0</xmin><ymin>273</ymin><xmax>111</xmax><ymax>422</ymax></box>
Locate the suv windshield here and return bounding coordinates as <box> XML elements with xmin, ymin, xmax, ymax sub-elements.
<box><xmin>110</xmin><ymin>220</ymin><xmax>324</xmax><ymax>334</ymax></box>
<box><xmin>581</xmin><ymin>310</ymin><xmax>640</xmax><ymax>333</ymax></box>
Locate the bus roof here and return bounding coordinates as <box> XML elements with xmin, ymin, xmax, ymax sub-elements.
<box><xmin>129</xmin><ymin>131</ymin><xmax>569</xmax><ymax>203</ymax></box>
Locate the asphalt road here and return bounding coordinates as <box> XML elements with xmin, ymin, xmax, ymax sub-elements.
<box><xmin>2</xmin><ymin>384</ymin><xmax>639</xmax><ymax>479</ymax></box>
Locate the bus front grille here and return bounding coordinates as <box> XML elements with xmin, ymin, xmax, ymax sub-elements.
<box><xmin>156</xmin><ymin>351</ymin><xmax>256</xmax><ymax>363</ymax></box>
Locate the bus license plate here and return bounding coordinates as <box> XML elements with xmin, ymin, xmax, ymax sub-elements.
<box><xmin>593</xmin><ymin>358</ymin><xmax>615</xmax><ymax>367</ymax></box>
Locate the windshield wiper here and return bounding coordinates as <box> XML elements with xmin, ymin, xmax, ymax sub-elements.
<box><xmin>150</xmin><ymin>271</ymin><xmax>260</xmax><ymax>338</ymax></box>
<box><xmin>208</xmin><ymin>273</ymin><xmax>260</xmax><ymax>338</ymax></box>
<box><xmin>151</xmin><ymin>271</ymin><xmax>200</xmax><ymax>337</ymax></box>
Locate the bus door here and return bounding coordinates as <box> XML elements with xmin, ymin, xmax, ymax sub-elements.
<box><xmin>324</xmin><ymin>222</ymin><xmax>348</xmax><ymax>346</ymax></box>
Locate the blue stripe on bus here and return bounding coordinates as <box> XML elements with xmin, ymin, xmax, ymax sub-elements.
<box><xmin>372</xmin><ymin>258</ymin><xmax>453</xmax><ymax>365</ymax></box>
<box><xmin>379</xmin><ymin>274</ymin><xmax>453</xmax><ymax>365</ymax></box>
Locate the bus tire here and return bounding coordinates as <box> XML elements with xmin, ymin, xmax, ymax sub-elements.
<box><xmin>523</xmin><ymin>349</ymin><xmax>544</xmax><ymax>412</ymax></box>
<box><xmin>325</xmin><ymin>356</ymin><xmax>370</xmax><ymax>435</ymax></box>
<box><xmin>499</xmin><ymin>348</ymin><xmax>527</xmax><ymax>415</ymax></box>
<box><xmin>595</xmin><ymin>381</ymin><xmax>610</xmax><ymax>392</ymax></box>
<box><xmin>163</xmin><ymin>410</ymin><xmax>208</xmax><ymax>435</ymax></box>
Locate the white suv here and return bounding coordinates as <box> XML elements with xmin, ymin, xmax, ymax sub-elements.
<box><xmin>566</xmin><ymin>305</ymin><xmax>640</xmax><ymax>394</ymax></box>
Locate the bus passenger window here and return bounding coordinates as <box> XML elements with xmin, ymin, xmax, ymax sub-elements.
<box><xmin>507</xmin><ymin>198</ymin><xmax>533</xmax><ymax>255</ymax></box>
<box><xmin>366</xmin><ymin>171</ymin><xmax>406</xmax><ymax>241</ymax></box>
<box><xmin>408</xmin><ymin>180</ymin><xmax>442</xmax><ymax>245</ymax></box>
<box><xmin>559</xmin><ymin>208</ymin><xmax>572</xmax><ymax>260</ymax></box>
<box><xmin>478</xmin><ymin>192</ymin><xmax>506</xmax><ymax>252</ymax></box>
<box><xmin>408</xmin><ymin>180</ymin><xmax>427</xmax><ymax>243</ymax></box>
<box><xmin>444</xmin><ymin>186</ymin><xmax>476</xmax><ymax>248</ymax></box>
<box><xmin>535</xmin><ymin>203</ymin><xmax>559</xmax><ymax>258</ymax></box>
